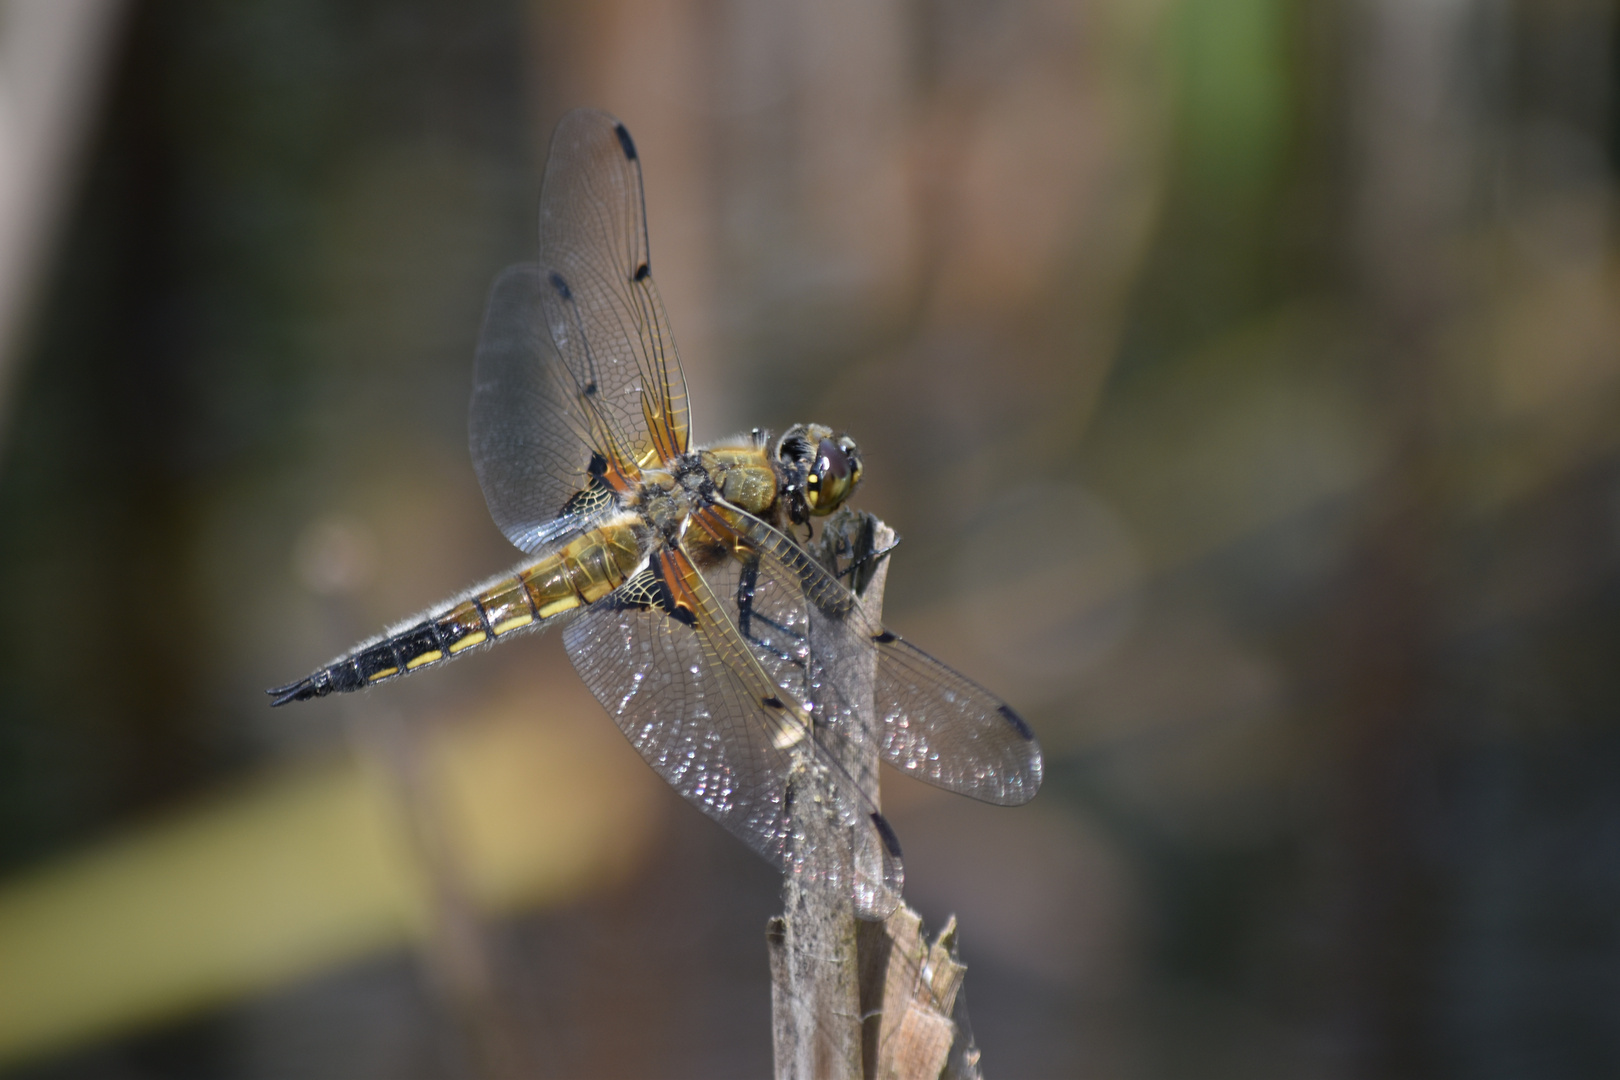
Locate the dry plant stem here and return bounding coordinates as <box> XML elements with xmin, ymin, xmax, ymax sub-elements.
<box><xmin>770</xmin><ymin>511</ymin><xmax>890</xmax><ymax>1080</ymax></box>
<box><xmin>770</xmin><ymin>512</ymin><xmax>980</xmax><ymax>1080</ymax></box>
<box><xmin>858</xmin><ymin>910</ymin><xmax>981</xmax><ymax>1080</ymax></box>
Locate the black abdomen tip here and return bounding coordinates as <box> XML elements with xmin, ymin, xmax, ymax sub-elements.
<box><xmin>267</xmin><ymin>672</ymin><xmax>328</xmax><ymax>707</ymax></box>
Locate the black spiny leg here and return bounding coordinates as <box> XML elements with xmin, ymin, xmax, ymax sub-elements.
<box><xmin>737</xmin><ymin>558</ymin><xmax>758</xmax><ymax>640</ymax></box>
<box><xmin>818</xmin><ymin>508</ymin><xmax>898</xmax><ymax>596</ymax></box>
<box><xmin>735</xmin><ymin>553</ymin><xmax>808</xmax><ymax>673</ymax></box>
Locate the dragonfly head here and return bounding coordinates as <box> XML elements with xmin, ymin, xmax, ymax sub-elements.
<box><xmin>777</xmin><ymin>423</ymin><xmax>863</xmax><ymax>522</ymax></box>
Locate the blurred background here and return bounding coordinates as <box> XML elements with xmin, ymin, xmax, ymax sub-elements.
<box><xmin>2</xmin><ymin>0</ymin><xmax>1619</xmax><ymax>1076</ymax></box>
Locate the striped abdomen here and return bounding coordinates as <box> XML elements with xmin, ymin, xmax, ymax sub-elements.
<box><xmin>269</xmin><ymin>519</ymin><xmax>644</xmax><ymax>706</ymax></box>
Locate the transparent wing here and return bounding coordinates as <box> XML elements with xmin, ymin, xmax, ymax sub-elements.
<box><xmin>870</xmin><ymin>634</ymin><xmax>1043</xmax><ymax>804</ymax></box>
<box><xmin>699</xmin><ymin>505</ymin><xmax>1044</xmax><ymax>806</ymax></box>
<box><xmin>537</xmin><ymin>108</ymin><xmax>689</xmax><ymax>472</ymax></box>
<box><xmin>563</xmin><ymin>544</ymin><xmax>901</xmax><ymax>918</ymax></box>
<box><xmin>471</xmin><ymin>109</ymin><xmax>688</xmax><ymax>552</ymax></box>
<box><xmin>691</xmin><ymin>527</ymin><xmax>881</xmax><ymax>801</ymax></box>
<box><xmin>470</xmin><ymin>264</ymin><xmax>620</xmax><ymax>551</ymax></box>
<box><xmin>693</xmin><ymin>534</ymin><xmax>907</xmax><ymax>919</ymax></box>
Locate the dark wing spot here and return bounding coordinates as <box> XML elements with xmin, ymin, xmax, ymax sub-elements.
<box><xmin>633</xmin><ymin>262</ymin><xmax>650</xmax><ymax>282</ymax></box>
<box><xmin>873</xmin><ymin>631</ymin><xmax>898</xmax><ymax>644</ymax></box>
<box><xmin>762</xmin><ymin>695</ymin><xmax>785</xmax><ymax>710</ymax></box>
<box><xmin>870</xmin><ymin>812</ymin><xmax>903</xmax><ymax>857</ymax></box>
<box><xmin>584</xmin><ymin>381</ymin><xmax>597</xmax><ymax>396</ymax></box>
<box><xmin>547</xmin><ymin>271</ymin><xmax>573</xmax><ymax>300</ymax></box>
<box><xmin>587</xmin><ymin>450</ymin><xmax>608</xmax><ymax>479</ymax></box>
<box><xmin>558</xmin><ymin>479</ymin><xmax>615</xmax><ymax>520</ymax></box>
<box><xmin>646</xmin><ymin>556</ymin><xmax>697</xmax><ymax>627</ymax></box>
<box><xmin>997</xmin><ymin>704</ymin><xmax>1034</xmax><ymax>741</ymax></box>
<box><xmin>614</xmin><ymin>122</ymin><xmax>638</xmax><ymax>161</ymax></box>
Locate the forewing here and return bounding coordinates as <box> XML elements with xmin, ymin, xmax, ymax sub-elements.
<box><xmin>470</xmin><ymin>264</ymin><xmax>616</xmax><ymax>552</ymax></box>
<box><xmin>871</xmin><ymin>634</ymin><xmax>1043</xmax><ymax>805</ymax></box>
<box><xmin>538</xmin><ymin>109</ymin><xmax>689</xmax><ymax>472</ymax></box>
<box><xmin>702</xmin><ymin>505</ymin><xmax>1044</xmax><ymax>806</ymax></box>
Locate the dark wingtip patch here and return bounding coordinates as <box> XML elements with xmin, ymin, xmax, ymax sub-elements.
<box><xmin>614</xmin><ymin>122</ymin><xmax>638</xmax><ymax>161</ymax></box>
<box><xmin>762</xmin><ymin>695</ymin><xmax>785</xmax><ymax>710</ymax></box>
<box><xmin>633</xmin><ymin>262</ymin><xmax>650</xmax><ymax>282</ymax></box>
<box><xmin>873</xmin><ymin>630</ymin><xmax>898</xmax><ymax>644</ymax></box>
<box><xmin>547</xmin><ymin>270</ymin><xmax>572</xmax><ymax>300</ymax></box>
<box><xmin>998</xmin><ymin>704</ymin><xmax>1034</xmax><ymax>740</ymax></box>
<box><xmin>870</xmin><ymin>812</ymin><xmax>903</xmax><ymax>858</ymax></box>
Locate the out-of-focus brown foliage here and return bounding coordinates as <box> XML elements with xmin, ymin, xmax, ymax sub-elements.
<box><xmin>2</xmin><ymin>0</ymin><xmax>1619</xmax><ymax>1077</ymax></box>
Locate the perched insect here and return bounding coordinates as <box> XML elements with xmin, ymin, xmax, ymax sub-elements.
<box><xmin>270</xmin><ymin>109</ymin><xmax>1041</xmax><ymax>918</ymax></box>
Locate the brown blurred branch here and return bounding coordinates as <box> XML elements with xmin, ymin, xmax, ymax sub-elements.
<box><xmin>0</xmin><ymin>0</ymin><xmax>127</xmax><ymax>453</ymax></box>
<box><xmin>349</xmin><ymin>707</ymin><xmax>537</xmax><ymax>1080</ymax></box>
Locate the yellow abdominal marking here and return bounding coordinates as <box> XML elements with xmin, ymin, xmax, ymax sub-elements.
<box><xmin>537</xmin><ymin>595</ymin><xmax>580</xmax><ymax>619</ymax></box>
<box><xmin>447</xmin><ymin>631</ymin><xmax>486</xmax><ymax>653</ymax></box>
<box><xmin>491</xmin><ymin>613</ymin><xmax>534</xmax><ymax>635</ymax></box>
<box><xmin>405</xmin><ymin>650</ymin><xmax>442</xmax><ymax>669</ymax></box>
<box><xmin>367</xmin><ymin>666</ymin><xmax>399</xmax><ymax>682</ymax></box>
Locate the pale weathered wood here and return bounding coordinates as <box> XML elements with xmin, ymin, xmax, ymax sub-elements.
<box><xmin>858</xmin><ymin>910</ymin><xmax>981</xmax><ymax>1080</ymax></box>
<box><xmin>770</xmin><ymin>510</ymin><xmax>982</xmax><ymax>1080</ymax></box>
<box><xmin>770</xmin><ymin>509</ymin><xmax>890</xmax><ymax>1080</ymax></box>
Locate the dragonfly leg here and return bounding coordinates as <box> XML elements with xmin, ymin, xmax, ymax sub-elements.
<box><xmin>734</xmin><ymin>554</ymin><xmax>807</xmax><ymax>670</ymax></box>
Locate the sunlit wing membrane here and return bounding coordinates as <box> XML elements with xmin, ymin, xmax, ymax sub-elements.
<box><xmin>662</xmin><ymin>543</ymin><xmax>902</xmax><ymax>919</ymax></box>
<box><xmin>536</xmin><ymin>109</ymin><xmax>690</xmax><ymax>476</ymax></box>
<box><xmin>691</xmin><ymin>531</ymin><xmax>905</xmax><ymax>918</ymax></box>
<box><xmin>470</xmin><ymin>264</ymin><xmax>629</xmax><ymax>551</ymax></box>
<box><xmin>562</xmin><ymin>542</ymin><xmax>902</xmax><ymax>919</ymax></box>
<box><xmin>869</xmin><ymin>635</ymin><xmax>1042</xmax><ymax>805</ymax></box>
<box><xmin>700</xmin><ymin>504</ymin><xmax>1043</xmax><ymax>806</ymax></box>
<box><xmin>562</xmin><ymin>551</ymin><xmax>791</xmax><ymax>863</ymax></box>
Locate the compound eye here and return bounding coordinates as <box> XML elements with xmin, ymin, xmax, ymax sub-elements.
<box><xmin>837</xmin><ymin>436</ymin><xmax>862</xmax><ymax>485</ymax></box>
<box><xmin>806</xmin><ymin>438</ymin><xmax>854</xmax><ymax>514</ymax></box>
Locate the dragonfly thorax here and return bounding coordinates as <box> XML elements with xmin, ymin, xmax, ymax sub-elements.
<box><xmin>634</xmin><ymin>472</ymin><xmax>695</xmax><ymax>540</ymax></box>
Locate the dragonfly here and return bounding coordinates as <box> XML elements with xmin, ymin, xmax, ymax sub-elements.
<box><xmin>269</xmin><ymin>108</ymin><xmax>1042</xmax><ymax>920</ymax></box>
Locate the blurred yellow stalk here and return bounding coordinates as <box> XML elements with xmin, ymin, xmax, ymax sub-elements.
<box><xmin>0</xmin><ymin>698</ymin><xmax>656</xmax><ymax>1066</ymax></box>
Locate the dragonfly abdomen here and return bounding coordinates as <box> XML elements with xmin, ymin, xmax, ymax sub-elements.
<box><xmin>269</xmin><ymin>519</ymin><xmax>645</xmax><ymax>706</ymax></box>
